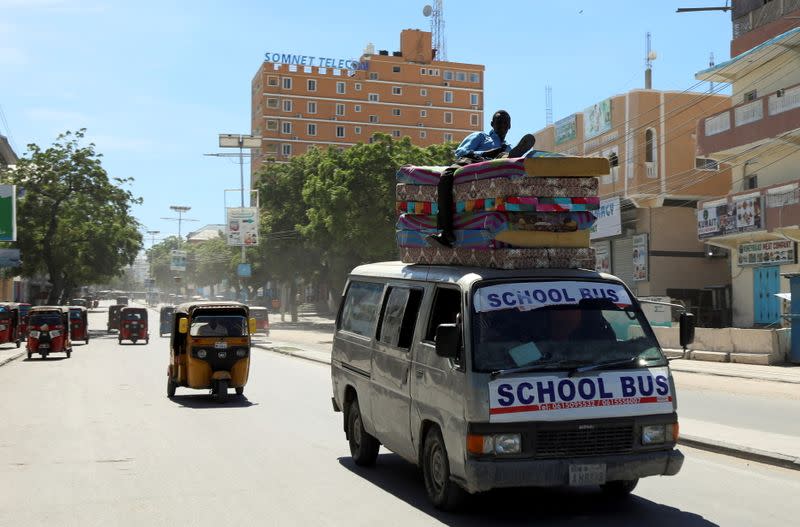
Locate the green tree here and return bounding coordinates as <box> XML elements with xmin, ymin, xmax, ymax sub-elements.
<box><xmin>1</xmin><ymin>130</ymin><xmax>143</xmax><ymax>303</ymax></box>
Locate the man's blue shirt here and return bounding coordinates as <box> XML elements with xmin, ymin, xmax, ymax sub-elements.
<box><xmin>454</xmin><ymin>130</ymin><xmax>510</xmax><ymax>158</ymax></box>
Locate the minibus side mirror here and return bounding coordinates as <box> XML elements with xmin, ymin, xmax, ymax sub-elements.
<box><xmin>435</xmin><ymin>323</ymin><xmax>460</xmax><ymax>358</ymax></box>
<box><xmin>679</xmin><ymin>312</ymin><xmax>695</xmax><ymax>349</ymax></box>
<box><xmin>178</xmin><ymin>318</ymin><xmax>189</xmax><ymax>335</ymax></box>
<box><xmin>248</xmin><ymin>317</ymin><xmax>257</xmax><ymax>334</ymax></box>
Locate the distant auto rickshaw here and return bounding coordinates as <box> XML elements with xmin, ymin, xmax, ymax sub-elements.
<box><xmin>107</xmin><ymin>304</ymin><xmax>124</xmax><ymax>333</ymax></box>
<box><xmin>119</xmin><ymin>306</ymin><xmax>149</xmax><ymax>344</ymax></box>
<box><xmin>68</xmin><ymin>306</ymin><xmax>90</xmax><ymax>343</ymax></box>
<box><xmin>116</xmin><ymin>297</ymin><xmax>129</xmax><ymax>306</ymax></box>
<box><xmin>0</xmin><ymin>303</ymin><xmax>22</xmax><ymax>348</ymax></box>
<box><xmin>26</xmin><ymin>306</ymin><xmax>72</xmax><ymax>359</ymax></box>
<box><xmin>248</xmin><ymin>306</ymin><xmax>270</xmax><ymax>336</ymax></box>
<box><xmin>17</xmin><ymin>303</ymin><xmax>32</xmax><ymax>336</ymax></box>
<box><xmin>70</xmin><ymin>298</ymin><xmax>88</xmax><ymax>307</ymax></box>
<box><xmin>166</xmin><ymin>301</ymin><xmax>255</xmax><ymax>402</ymax></box>
<box><xmin>159</xmin><ymin>306</ymin><xmax>174</xmax><ymax>337</ymax></box>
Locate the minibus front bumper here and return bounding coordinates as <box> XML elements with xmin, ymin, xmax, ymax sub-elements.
<box><xmin>460</xmin><ymin>448</ymin><xmax>684</xmax><ymax>493</ymax></box>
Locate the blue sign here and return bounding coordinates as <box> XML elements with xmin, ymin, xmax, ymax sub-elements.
<box><xmin>264</xmin><ymin>51</ymin><xmax>369</xmax><ymax>71</ymax></box>
<box><xmin>237</xmin><ymin>263</ymin><xmax>252</xmax><ymax>278</ymax></box>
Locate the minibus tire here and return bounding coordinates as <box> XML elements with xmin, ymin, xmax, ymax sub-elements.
<box><xmin>600</xmin><ymin>478</ymin><xmax>638</xmax><ymax>497</ymax></box>
<box><xmin>347</xmin><ymin>400</ymin><xmax>379</xmax><ymax>466</ymax></box>
<box><xmin>422</xmin><ymin>428</ymin><xmax>466</xmax><ymax>511</ymax></box>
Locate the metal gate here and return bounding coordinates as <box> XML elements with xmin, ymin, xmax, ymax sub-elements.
<box><xmin>753</xmin><ymin>265</ymin><xmax>780</xmax><ymax>325</ymax></box>
<box><xmin>612</xmin><ymin>237</ymin><xmax>634</xmax><ymax>286</ymax></box>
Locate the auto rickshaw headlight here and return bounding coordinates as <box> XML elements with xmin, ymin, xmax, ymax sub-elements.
<box><xmin>236</xmin><ymin>348</ymin><xmax>247</xmax><ymax>358</ymax></box>
<box><xmin>196</xmin><ymin>349</ymin><xmax>207</xmax><ymax>359</ymax></box>
<box><xmin>29</xmin><ymin>330</ymin><xmax>40</xmax><ymax>338</ymax></box>
<box><xmin>49</xmin><ymin>330</ymin><xmax>61</xmax><ymax>338</ymax></box>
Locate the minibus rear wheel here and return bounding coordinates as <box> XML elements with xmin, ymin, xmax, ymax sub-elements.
<box><xmin>347</xmin><ymin>399</ymin><xmax>379</xmax><ymax>466</ymax></box>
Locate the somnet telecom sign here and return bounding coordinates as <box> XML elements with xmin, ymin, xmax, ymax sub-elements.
<box><xmin>264</xmin><ymin>51</ymin><xmax>369</xmax><ymax>71</ymax></box>
<box><xmin>0</xmin><ymin>185</ymin><xmax>17</xmax><ymax>242</ymax></box>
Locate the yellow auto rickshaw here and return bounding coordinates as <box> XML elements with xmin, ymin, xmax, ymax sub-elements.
<box><xmin>166</xmin><ymin>301</ymin><xmax>255</xmax><ymax>402</ymax></box>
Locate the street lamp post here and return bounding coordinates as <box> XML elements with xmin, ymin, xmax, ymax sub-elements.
<box><xmin>145</xmin><ymin>230</ymin><xmax>160</xmax><ymax>304</ymax></box>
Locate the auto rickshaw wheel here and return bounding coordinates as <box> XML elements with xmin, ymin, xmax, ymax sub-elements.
<box><xmin>167</xmin><ymin>377</ymin><xmax>177</xmax><ymax>398</ymax></box>
<box><xmin>26</xmin><ymin>352</ymin><xmax>31</xmax><ymax>360</ymax></box>
<box><xmin>145</xmin><ymin>338</ymin><xmax>149</xmax><ymax>345</ymax></box>
<box><xmin>66</xmin><ymin>350</ymin><xmax>71</xmax><ymax>359</ymax></box>
<box><xmin>216</xmin><ymin>379</ymin><xmax>228</xmax><ymax>403</ymax></box>
<box><xmin>235</xmin><ymin>386</ymin><xmax>244</xmax><ymax>396</ymax></box>
<box><xmin>16</xmin><ymin>340</ymin><xmax>20</xmax><ymax>348</ymax></box>
<box><xmin>118</xmin><ymin>338</ymin><xmax>122</xmax><ymax>344</ymax></box>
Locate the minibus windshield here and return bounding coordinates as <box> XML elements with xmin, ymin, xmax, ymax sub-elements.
<box><xmin>471</xmin><ymin>280</ymin><xmax>666</xmax><ymax>373</ymax></box>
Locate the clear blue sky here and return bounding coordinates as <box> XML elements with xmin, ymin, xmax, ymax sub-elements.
<box><xmin>1</xmin><ymin>0</ymin><xmax>733</xmax><ymax>247</ymax></box>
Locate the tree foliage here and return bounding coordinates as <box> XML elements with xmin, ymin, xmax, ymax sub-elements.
<box><xmin>0</xmin><ymin>130</ymin><xmax>143</xmax><ymax>303</ymax></box>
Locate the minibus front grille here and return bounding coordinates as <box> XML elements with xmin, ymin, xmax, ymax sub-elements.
<box><xmin>533</xmin><ymin>425</ymin><xmax>634</xmax><ymax>459</ymax></box>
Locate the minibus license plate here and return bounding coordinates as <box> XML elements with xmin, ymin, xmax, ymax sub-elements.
<box><xmin>569</xmin><ymin>464</ymin><xmax>606</xmax><ymax>486</ymax></box>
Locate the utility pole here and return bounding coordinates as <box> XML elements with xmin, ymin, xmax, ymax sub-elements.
<box><xmin>146</xmin><ymin>230</ymin><xmax>160</xmax><ymax>304</ymax></box>
<box><xmin>160</xmin><ymin>206</ymin><xmax>196</xmax><ymax>303</ymax></box>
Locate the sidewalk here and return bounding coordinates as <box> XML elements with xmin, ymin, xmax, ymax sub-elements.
<box><xmin>255</xmin><ymin>311</ymin><xmax>800</xmax><ymax>471</ymax></box>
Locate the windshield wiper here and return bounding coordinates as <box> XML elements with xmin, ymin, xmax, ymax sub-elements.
<box><xmin>490</xmin><ymin>357</ymin><xmax>577</xmax><ymax>379</ymax></box>
<box><xmin>568</xmin><ymin>356</ymin><xmax>644</xmax><ymax>377</ymax></box>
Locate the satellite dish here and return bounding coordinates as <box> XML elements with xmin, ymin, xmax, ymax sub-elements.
<box><xmin>648</xmin><ymin>51</ymin><xmax>658</xmax><ymax>61</ymax></box>
<box><xmin>423</xmin><ymin>4</ymin><xmax>432</xmax><ymax>16</ymax></box>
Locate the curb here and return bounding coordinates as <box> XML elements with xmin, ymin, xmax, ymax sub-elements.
<box><xmin>679</xmin><ymin>435</ymin><xmax>800</xmax><ymax>471</ymax></box>
<box><xmin>253</xmin><ymin>342</ymin><xmax>331</xmax><ymax>366</ymax></box>
<box><xmin>670</xmin><ymin>367</ymin><xmax>800</xmax><ymax>385</ymax></box>
<box><xmin>0</xmin><ymin>351</ymin><xmax>26</xmax><ymax>368</ymax></box>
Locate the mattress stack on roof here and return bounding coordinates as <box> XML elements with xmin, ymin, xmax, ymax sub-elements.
<box><xmin>396</xmin><ymin>151</ymin><xmax>609</xmax><ymax>269</ymax></box>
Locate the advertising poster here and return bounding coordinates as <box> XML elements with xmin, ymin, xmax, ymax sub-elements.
<box><xmin>226</xmin><ymin>207</ymin><xmax>259</xmax><ymax>247</ymax></box>
<box><xmin>737</xmin><ymin>240</ymin><xmax>796</xmax><ymax>267</ymax></box>
<box><xmin>170</xmin><ymin>250</ymin><xmax>187</xmax><ymax>272</ymax></box>
<box><xmin>0</xmin><ymin>185</ymin><xmax>17</xmax><ymax>242</ymax></box>
<box><xmin>583</xmin><ymin>98</ymin><xmax>612</xmax><ymax>139</ymax></box>
<box><xmin>697</xmin><ymin>204</ymin><xmax>725</xmax><ymax>238</ymax></box>
<box><xmin>0</xmin><ymin>248</ymin><xmax>20</xmax><ymax>267</ymax></box>
<box><xmin>594</xmin><ymin>241</ymin><xmax>611</xmax><ymax>273</ymax></box>
<box><xmin>554</xmin><ymin>114</ymin><xmax>577</xmax><ymax>145</ymax></box>
<box><xmin>632</xmin><ymin>233</ymin><xmax>649</xmax><ymax>282</ymax></box>
<box><xmin>590</xmin><ymin>197</ymin><xmax>622</xmax><ymax>240</ymax></box>
<box><xmin>732</xmin><ymin>196</ymin><xmax>760</xmax><ymax>230</ymax></box>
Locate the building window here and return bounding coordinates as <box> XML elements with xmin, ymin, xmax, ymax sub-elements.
<box><xmin>470</xmin><ymin>114</ymin><xmax>479</xmax><ymax>126</ymax></box>
<box><xmin>746</xmin><ymin>174</ymin><xmax>758</xmax><ymax>189</ymax></box>
<box><xmin>444</xmin><ymin>91</ymin><xmax>453</xmax><ymax>103</ymax></box>
<box><xmin>336</xmin><ymin>126</ymin><xmax>345</xmax><ymax>138</ymax></box>
<box><xmin>369</xmin><ymin>115</ymin><xmax>379</xmax><ymax>123</ymax></box>
<box><xmin>695</xmin><ymin>158</ymin><xmax>719</xmax><ymax>170</ymax></box>
<box><xmin>264</xmin><ymin>143</ymin><xmax>278</xmax><ymax>154</ymax></box>
<box><xmin>470</xmin><ymin>93</ymin><xmax>479</xmax><ymax>106</ymax></box>
<box><xmin>368</xmin><ymin>93</ymin><xmax>379</xmax><ymax>102</ymax></box>
<box><xmin>267</xmin><ymin>98</ymin><xmax>279</xmax><ymax>109</ymax></box>
<box><xmin>283</xmin><ymin>99</ymin><xmax>293</xmax><ymax>112</ymax></box>
<box><xmin>336</xmin><ymin>81</ymin><xmax>346</xmax><ymax>94</ymax></box>
<box><xmin>420</xmin><ymin>88</ymin><xmax>428</xmax><ymax>96</ymax></box>
<box><xmin>267</xmin><ymin>76</ymin><xmax>278</xmax><ymax>86</ymax></box>
<box><xmin>282</xmin><ymin>144</ymin><xmax>292</xmax><ymax>156</ymax></box>
<box><xmin>307</xmin><ymin>101</ymin><xmax>317</xmax><ymax>114</ymax></box>
<box><xmin>645</xmin><ymin>129</ymin><xmax>656</xmax><ymax>163</ymax></box>
<box><xmin>392</xmin><ymin>108</ymin><xmax>401</xmax><ymax>116</ymax></box>
<box><xmin>307</xmin><ymin>79</ymin><xmax>317</xmax><ymax>91</ymax></box>
<box><xmin>456</xmin><ymin>71</ymin><xmax>466</xmax><ymax>82</ymax></box>
<box><xmin>420</xmin><ymin>130</ymin><xmax>427</xmax><ymax>139</ymax></box>
<box><xmin>355</xmin><ymin>126</ymin><xmax>362</xmax><ymax>134</ymax></box>
<box><xmin>369</xmin><ymin>72</ymin><xmax>378</xmax><ymax>80</ymax></box>
<box><xmin>420</xmin><ymin>68</ymin><xmax>427</xmax><ymax>75</ymax></box>
<box><xmin>444</xmin><ymin>112</ymin><xmax>453</xmax><ymax>124</ymax></box>
<box><xmin>392</xmin><ymin>65</ymin><xmax>401</xmax><ymax>73</ymax></box>
<box><xmin>469</xmin><ymin>72</ymin><xmax>480</xmax><ymax>83</ymax></box>
<box><xmin>336</xmin><ymin>103</ymin><xmax>345</xmax><ymax>116</ymax></box>
<box><xmin>392</xmin><ymin>130</ymin><xmax>401</xmax><ymax>138</ymax></box>
<box><xmin>282</xmin><ymin>77</ymin><xmax>292</xmax><ymax>89</ymax></box>
<box><xmin>355</xmin><ymin>82</ymin><xmax>362</xmax><ymax>91</ymax></box>
<box><xmin>444</xmin><ymin>133</ymin><xmax>453</xmax><ymax>142</ymax></box>
<box><xmin>420</xmin><ymin>109</ymin><xmax>427</xmax><ymax>118</ymax></box>
<box><xmin>266</xmin><ymin>119</ymin><xmax>278</xmax><ymax>131</ymax></box>
<box><xmin>443</xmin><ymin>70</ymin><xmax>453</xmax><ymax>81</ymax></box>
<box><xmin>744</xmin><ymin>90</ymin><xmax>758</xmax><ymax>102</ymax></box>
<box><xmin>282</xmin><ymin>121</ymin><xmax>292</xmax><ymax>134</ymax></box>
<box><xmin>354</xmin><ymin>104</ymin><xmax>362</xmax><ymax>112</ymax></box>
<box><xmin>308</xmin><ymin>123</ymin><xmax>317</xmax><ymax>136</ymax></box>
<box><xmin>392</xmin><ymin>86</ymin><xmax>402</xmax><ymax>95</ymax></box>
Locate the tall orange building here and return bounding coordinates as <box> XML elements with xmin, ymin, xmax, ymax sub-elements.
<box><xmin>250</xmin><ymin>29</ymin><xmax>484</xmax><ymax>185</ymax></box>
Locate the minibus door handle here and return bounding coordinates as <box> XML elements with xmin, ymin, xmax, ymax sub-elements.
<box><xmin>415</xmin><ymin>368</ymin><xmax>424</xmax><ymax>379</ymax></box>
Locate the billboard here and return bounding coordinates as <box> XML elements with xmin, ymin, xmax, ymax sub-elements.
<box><xmin>583</xmin><ymin>98</ymin><xmax>612</xmax><ymax>139</ymax></box>
<box><xmin>226</xmin><ymin>207</ymin><xmax>259</xmax><ymax>247</ymax></box>
<box><xmin>590</xmin><ymin>197</ymin><xmax>622</xmax><ymax>240</ymax></box>
<box><xmin>0</xmin><ymin>248</ymin><xmax>20</xmax><ymax>267</ymax></box>
<box><xmin>698</xmin><ymin>196</ymin><xmax>763</xmax><ymax>239</ymax></box>
<box><xmin>632</xmin><ymin>233</ymin><xmax>649</xmax><ymax>282</ymax></box>
<box><xmin>0</xmin><ymin>185</ymin><xmax>17</xmax><ymax>242</ymax></box>
<box><xmin>554</xmin><ymin>114</ymin><xmax>577</xmax><ymax>145</ymax></box>
<box><xmin>738</xmin><ymin>240</ymin><xmax>796</xmax><ymax>267</ymax></box>
<box><xmin>170</xmin><ymin>250</ymin><xmax>187</xmax><ymax>272</ymax></box>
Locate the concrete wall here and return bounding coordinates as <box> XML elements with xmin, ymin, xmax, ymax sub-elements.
<box><xmin>652</xmin><ymin>325</ymin><xmax>789</xmax><ymax>364</ymax></box>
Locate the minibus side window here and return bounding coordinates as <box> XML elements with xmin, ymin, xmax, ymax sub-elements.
<box><xmin>424</xmin><ymin>287</ymin><xmax>462</xmax><ymax>340</ymax></box>
<box><xmin>339</xmin><ymin>281</ymin><xmax>384</xmax><ymax>337</ymax></box>
<box><xmin>377</xmin><ymin>287</ymin><xmax>423</xmax><ymax>349</ymax></box>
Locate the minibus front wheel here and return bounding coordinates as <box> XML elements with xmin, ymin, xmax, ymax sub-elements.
<box><xmin>422</xmin><ymin>428</ymin><xmax>466</xmax><ymax>511</ymax></box>
<box><xmin>601</xmin><ymin>478</ymin><xmax>638</xmax><ymax>497</ymax></box>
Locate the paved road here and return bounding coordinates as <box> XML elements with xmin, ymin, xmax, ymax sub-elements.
<box><xmin>2</xmin><ymin>307</ymin><xmax>800</xmax><ymax>525</ymax></box>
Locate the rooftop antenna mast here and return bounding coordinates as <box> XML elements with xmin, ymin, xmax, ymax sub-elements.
<box><xmin>709</xmin><ymin>52</ymin><xmax>716</xmax><ymax>93</ymax></box>
<box><xmin>545</xmin><ymin>85</ymin><xmax>553</xmax><ymax>126</ymax></box>
<box><xmin>645</xmin><ymin>32</ymin><xmax>657</xmax><ymax>89</ymax></box>
<box><xmin>423</xmin><ymin>1</ymin><xmax>447</xmax><ymax>61</ymax></box>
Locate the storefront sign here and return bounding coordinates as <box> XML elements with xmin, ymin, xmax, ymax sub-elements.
<box><xmin>732</xmin><ymin>196</ymin><xmax>760</xmax><ymax>230</ymax></box>
<box><xmin>698</xmin><ymin>197</ymin><xmax>763</xmax><ymax>239</ymax></box>
<box><xmin>584</xmin><ymin>98</ymin><xmax>612</xmax><ymax>139</ymax></box>
<box><xmin>226</xmin><ymin>207</ymin><xmax>259</xmax><ymax>247</ymax></box>
<box><xmin>554</xmin><ymin>114</ymin><xmax>577</xmax><ymax>145</ymax></box>
<box><xmin>737</xmin><ymin>240</ymin><xmax>796</xmax><ymax>267</ymax></box>
<box><xmin>632</xmin><ymin>233</ymin><xmax>649</xmax><ymax>282</ymax></box>
<box><xmin>697</xmin><ymin>203</ymin><xmax>725</xmax><ymax>238</ymax></box>
<box><xmin>0</xmin><ymin>185</ymin><xmax>16</xmax><ymax>242</ymax></box>
<box><xmin>594</xmin><ymin>240</ymin><xmax>611</xmax><ymax>273</ymax></box>
<box><xmin>264</xmin><ymin>51</ymin><xmax>369</xmax><ymax>71</ymax></box>
<box><xmin>590</xmin><ymin>197</ymin><xmax>622</xmax><ymax>240</ymax></box>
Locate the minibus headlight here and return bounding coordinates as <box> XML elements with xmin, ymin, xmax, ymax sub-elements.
<box><xmin>642</xmin><ymin>424</ymin><xmax>667</xmax><ymax>445</ymax></box>
<box><xmin>29</xmin><ymin>330</ymin><xmax>40</xmax><ymax>339</ymax></box>
<box><xmin>494</xmin><ymin>434</ymin><xmax>522</xmax><ymax>455</ymax></box>
<box><xmin>196</xmin><ymin>349</ymin><xmax>207</xmax><ymax>359</ymax></box>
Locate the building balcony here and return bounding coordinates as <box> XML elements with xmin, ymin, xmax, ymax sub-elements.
<box><xmin>696</xmin><ymin>81</ymin><xmax>800</xmax><ymax>157</ymax></box>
